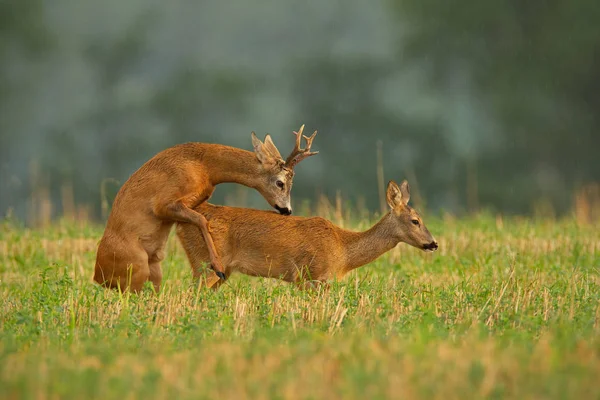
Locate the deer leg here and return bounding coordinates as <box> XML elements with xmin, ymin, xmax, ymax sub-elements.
<box><xmin>193</xmin><ymin>267</ymin><xmax>221</xmax><ymax>288</ymax></box>
<box><xmin>96</xmin><ymin>261</ymin><xmax>149</xmax><ymax>293</ymax></box>
<box><xmin>148</xmin><ymin>260</ymin><xmax>163</xmax><ymax>293</ymax></box>
<box><xmin>194</xmin><ymin>268</ymin><xmax>230</xmax><ymax>290</ymax></box>
<box><xmin>147</xmin><ymin>249</ymin><xmax>165</xmax><ymax>293</ymax></box>
<box><xmin>154</xmin><ymin>201</ymin><xmax>226</xmax><ymax>279</ymax></box>
<box><xmin>148</xmin><ymin>262</ymin><xmax>162</xmax><ymax>293</ymax></box>
<box><xmin>295</xmin><ymin>280</ymin><xmax>330</xmax><ymax>292</ymax></box>
<box><xmin>126</xmin><ymin>263</ymin><xmax>151</xmax><ymax>293</ymax></box>
<box><xmin>191</xmin><ymin>214</ymin><xmax>226</xmax><ymax>280</ymax></box>
<box><xmin>94</xmin><ymin>237</ymin><xmax>149</xmax><ymax>293</ymax></box>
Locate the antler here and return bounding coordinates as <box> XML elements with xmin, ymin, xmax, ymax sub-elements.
<box><xmin>285</xmin><ymin>124</ymin><xmax>319</xmax><ymax>169</ymax></box>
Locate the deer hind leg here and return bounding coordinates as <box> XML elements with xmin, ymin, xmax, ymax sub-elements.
<box><xmin>154</xmin><ymin>200</ymin><xmax>226</xmax><ymax>280</ymax></box>
<box><xmin>94</xmin><ymin>235</ymin><xmax>149</xmax><ymax>292</ymax></box>
<box><xmin>94</xmin><ymin>244</ymin><xmax>150</xmax><ymax>293</ymax></box>
<box><xmin>148</xmin><ymin>251</ymin><xmax>165</xmax><ymax>293</ymax></box>
<box><xmin>126</xmin><ymin>262</ymin><xmax>151</xmax><ymax>293</ymax></box>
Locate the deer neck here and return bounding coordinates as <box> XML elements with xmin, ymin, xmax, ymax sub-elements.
<box><xmin>203</xmin><ymin>145</ymin><xmax>263</xmax><ymax>188</ymax></box>
<box><xmin>341</xmin><ymin>212</ymin><xmax>399</xmax><ymax>273</ymax></box>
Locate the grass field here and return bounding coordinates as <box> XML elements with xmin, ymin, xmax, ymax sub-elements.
<box><xmin>1</xmin><ymin>212</ymin><xmax>599</xmax><ymax>399</ymax></box>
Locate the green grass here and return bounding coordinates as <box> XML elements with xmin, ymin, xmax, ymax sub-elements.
<box><xmin>1</xmin><ymin>214</ymin><xmax>599</xmax><ymax>399</ymax></box>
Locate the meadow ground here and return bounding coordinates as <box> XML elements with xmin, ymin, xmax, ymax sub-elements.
<box><xmin>0</xmin><ymin>212</ymin><xmax>599</xmax><ymax>399</ymax></box>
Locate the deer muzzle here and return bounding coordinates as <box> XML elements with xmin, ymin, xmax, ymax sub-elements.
<box><xmin>275</xmin><ymin>205</ymin><xmax>292</xmax><ymax>215</ymax></box>
<box><xmin>422</xmin><ymin>240</ymin><xmax>438</xmax><ymax>251</ymax></box>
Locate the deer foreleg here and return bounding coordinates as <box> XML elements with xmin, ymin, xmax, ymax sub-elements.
<box><xmin>155</xmin><ymin>200</ymin><xmax>226</xmax><ymax>279</ymax></box>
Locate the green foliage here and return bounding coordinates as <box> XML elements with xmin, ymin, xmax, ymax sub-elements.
<box><xmin>0</xmin><ymin>216</ymin><xmax>599</xmax><ymax>398</ymax></box>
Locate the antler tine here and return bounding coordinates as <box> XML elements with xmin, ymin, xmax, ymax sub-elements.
<box><xmin>302</xmin><ymin>130</ymin><xmax>317</xmax><ymax>151</ymax></box>
<box><xmin>292</xmin><ymin>124</ymin><xmax>305</xmax><ymax>154</ymax></box>
<box><xmin>285</xmin><ymin>125</ymin><xmax>304</xmax><ymax>165</ymax></box>
<box><xmin>285</xmin><ymin>125</ymin><xmax>319</xmax><ymax>168</ymax></box>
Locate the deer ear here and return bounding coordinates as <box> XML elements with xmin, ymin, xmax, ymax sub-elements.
<box><xmin>399</xmin><ymin>180</ymin><xmax>410</xmax><ymax>205</ymax></box>
<box><xmin>263</xmin><ymin>134</ymin><xmax>283</xmax><ymax>160</ymax></box>
<box><xmin>386</xmin><ymin>180</ymin><xmax>402</xmax><ymax>209</ymax></box>
<box><xmin>251</xmin><ymin>132</ymin><xmax>276</xmax><ymax>167</ymax></box>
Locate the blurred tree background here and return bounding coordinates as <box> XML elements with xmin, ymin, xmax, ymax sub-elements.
<box><xmin>1</xmin><ymin>0</ymin><xmax>598</xmax><ymax>224</ymax></box>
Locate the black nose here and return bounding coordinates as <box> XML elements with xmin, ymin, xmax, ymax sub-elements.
<box><xmin>423</xmin><ymin>241</ymin><xmax>438</xmax><ymax>251</ymax></box>
<box><xmin>275</xmin><ymin>205</ymin><xmax>292</xmax><ymax>215</ymax></box>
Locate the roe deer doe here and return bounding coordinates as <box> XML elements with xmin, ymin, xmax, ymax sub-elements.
<box><xmin>176</xmin><ymin>180</ymin><xmax>438</xmax><ymax>289</ymax></box>
<box><xmin>94</xmin><ymin>125</ymin><xmax>318</xmax><ymax>292</ymax></box>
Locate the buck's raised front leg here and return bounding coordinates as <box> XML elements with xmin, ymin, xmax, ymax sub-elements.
<box><xmin>154</xmin><ymin>200</ymin><xmax>227</xmax><ymax>280</ymax></box>
<box><xmin>193</xmin><ymin>267</ymin><xmax>231</xmax><ymax>290</ymax></box>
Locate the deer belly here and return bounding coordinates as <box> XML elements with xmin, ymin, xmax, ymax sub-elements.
<box><xmin>234</xmin><ymin>253</ymin><xmax>294</xmax><ymax>281</ymax></box>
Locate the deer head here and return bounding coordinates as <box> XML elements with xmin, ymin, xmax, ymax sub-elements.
<box><xmin>386</xmin><ymin>180</ymin><xmax>438</xmax><ymax>252</ymax></box>
<box><xmin>251</xmin><ymin>124</ymin><xmax>318</xmax><ymax>215</ymax></box>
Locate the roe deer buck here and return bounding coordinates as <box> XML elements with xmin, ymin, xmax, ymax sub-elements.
<box><xmin>94</xmin><ymin>125</ymin><xmax>318</xmax><ymax>293</ymax></box>
<box><xmin>176</xmin><ymin>180</ymin><xmax>438</xmax><ymax>289</ymax></box>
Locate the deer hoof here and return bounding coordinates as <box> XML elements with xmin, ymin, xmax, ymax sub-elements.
<box><xmin>215</xmin><ymin>271</ymin><xmax>226</xmax><ymax>280</ymax></box>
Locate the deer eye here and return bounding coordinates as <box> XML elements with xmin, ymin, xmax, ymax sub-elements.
<box><xmin>411</xmin><ymin>219</ymin><xmax>420</xmax><ymax>226</ymax></box>
<box><xmin>276</xmin><ymin>180</ymin><xmax>285</xmax><ymax>189</ymax></box>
